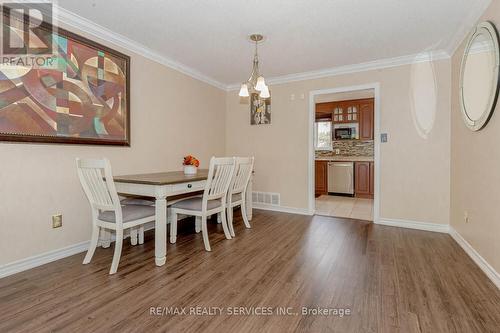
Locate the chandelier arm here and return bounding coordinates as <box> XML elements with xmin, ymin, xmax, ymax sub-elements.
<box><xmin>241</xmin><ymin>34</ymin><xmax>266</xmax><ymax>95</ymax></box>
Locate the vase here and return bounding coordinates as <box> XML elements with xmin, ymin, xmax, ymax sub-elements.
<box><xmin>183</xmin><ymin>165</ymin><xmax>197</xmax><ymax>175</ymax></box>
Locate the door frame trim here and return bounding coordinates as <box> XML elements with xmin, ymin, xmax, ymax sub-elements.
<box><xmin>308</xmin><ymin>83</ymin><xmax>381</xmax><ymax>222</ymax></box>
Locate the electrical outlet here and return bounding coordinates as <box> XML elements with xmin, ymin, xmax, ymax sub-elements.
<box><xmin>52</xmin><ymin>214</ymin><xmax>63</xmax><ymax>228</ymax></box>
<box><xmin>464</xmin><ymin>211</ymin><xmax>469</xmax><ymax>223</ymax></box>
<box><xmin>335</xmin><ymin>149</ymin><xmax>340</xmax><ymax>155</ymax></box>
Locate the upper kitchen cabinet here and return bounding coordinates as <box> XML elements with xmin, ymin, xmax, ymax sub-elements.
<box><xmin>315</xmin><ymin>102</ymin><xmax>334</xmax><ymax>120</ymax></box>
<box><xmin>359</xmin><ymin>99</ymin><xmax>374</xmax><ymax>140</ymax></box>
<box><xmin>332</xmin><ymin>101</ymin><xmax>359</xmax><ymax>123</ymax></box>
<box><xmin>316</xmin><ymin>98</ymin><xmax>374</xmax><ymax>140</ymax></box>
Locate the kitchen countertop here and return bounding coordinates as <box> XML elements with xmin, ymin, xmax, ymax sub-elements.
<box><xmin>315</xmin><ymin>156</ymin><xmax>374</xmax><ymax>162</ymax></box>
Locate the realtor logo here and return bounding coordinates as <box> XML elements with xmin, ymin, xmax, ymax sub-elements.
<box><xmin>1</xmin><ymin>2</ymin><xmax>53</xmax><ymax>56</ymax></box>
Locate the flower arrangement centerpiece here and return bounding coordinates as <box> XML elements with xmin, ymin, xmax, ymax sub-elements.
<box><xmin>183</xmin><ymin>155</ymin><xmax>200</xmax><ymax>175</ymax></box>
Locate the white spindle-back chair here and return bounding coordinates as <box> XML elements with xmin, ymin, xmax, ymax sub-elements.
<box><xmin>76</xmin><ymin>158</ymin><xmax>156</xmax><ymax>274</ymax></box>
<box><xmin>226</xmin><ymin>157</ymin><xmax>254</xmax><ymax>236</ymax></box>
<box><xmin>170</xmin><ymin>157</ymin><xmax>236</xmax><ymax>251</ymax></box>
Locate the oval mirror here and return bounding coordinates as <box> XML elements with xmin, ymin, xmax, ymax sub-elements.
<box><xmin>460</xmin><ymin>21</ymin><xmax>500</xmax><ymax>131</ymax></box>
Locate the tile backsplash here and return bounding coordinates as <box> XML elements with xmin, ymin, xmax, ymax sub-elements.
<box><xmin>316</xmin><ymin>140</ymin><xmax>374</xmax><ymax>158</ymax></box>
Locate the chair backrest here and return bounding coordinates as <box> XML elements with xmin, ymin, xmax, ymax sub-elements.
<box><xmin>76</xmin><ymin>158</ymin><xmax>121</xmax><ymax>213</ymax></box>
<box><xmin>229</xmin><ymin>157</ymin><xmax>254</xmax><ymax>197</ymax></box>
<box><xmin>203</xmin><ymin>157</ymin><xmax>236</xmax><ymax>205</ymax></box>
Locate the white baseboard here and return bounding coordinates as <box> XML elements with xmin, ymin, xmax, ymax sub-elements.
<box><xmin>253</xmin><ymin>203</ymin><xmax>312</xmax><ymax>216</ymax></box>
<box><xmin>375</xmin><ymin>218</ymin><xmax>450</xmax><ymax>233</ymax></box>
<box><xmin>0</xmin><ymin>241</ymin><xmax>90</xmax><ymax>279</ymax></box>
<box><xmin>0</xmin><ymin>223</ymin><xmax>158</xmax><ymax>279</ymax></box>
<box><xmin>2</xmin><ymin>214</ymin><xmax>498</xmax><ymax>292</ymax></box>
<box><xmin>449</xmin><ymin>227</ymin><xmax>500</xmax><ymax>289</ymax></box>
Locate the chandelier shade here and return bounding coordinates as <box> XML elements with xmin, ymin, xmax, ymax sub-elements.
<box><xmin>239</xmin><ymin>83</ymin><xmax>249</xmax><ymax>97</ymax></box>
<box><xmin>255</xmin><ymin>76</ymin><xmax>266</xmax><ymax>91</ymax></box>
<box><xmin>260</xmin><ymin>85</ymin><xmax>270</xmax><ymax>98</ymax></box>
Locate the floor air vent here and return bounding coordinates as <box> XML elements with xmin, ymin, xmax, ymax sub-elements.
<box><xmin>252</xmin><ymin>191</ymin><xmax>280</xmax><ymax>206</ymax></box>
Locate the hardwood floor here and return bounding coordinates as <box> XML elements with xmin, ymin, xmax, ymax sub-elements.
<box><xmin>1</xmin><ymin>210</ymin><xmax>499</xmax><ymax>332</ymax></box>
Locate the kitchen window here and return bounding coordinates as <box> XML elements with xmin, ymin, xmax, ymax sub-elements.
<box><xmin>314</xmin><ymin>121</ymin><xmax>332</xmax><ymax>150</ymax></box>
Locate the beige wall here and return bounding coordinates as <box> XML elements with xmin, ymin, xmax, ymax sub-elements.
<box><xmin>450</xmin><ymin>0</ymin><xmax>500</xmax><ymax>273</ymax></box>
<box><xmin>226</xmin><ymin>60</ymin><xmax>451</xmax><ymax>224</ymax></box>
<box><xmin>0</xmin><ymin>26</ymin><xmax>226</xmax><ymax>265</ymax></box>
<box><xmin>6</xmin><ymin>9</ymin><xmax>495</xmax><ymax>272</ymax></box>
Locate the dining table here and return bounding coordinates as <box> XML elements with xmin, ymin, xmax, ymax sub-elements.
<box><xmin>112</xmin><ymin>169</ymin><xmax>253</xmax><ymax>267</ymax></box>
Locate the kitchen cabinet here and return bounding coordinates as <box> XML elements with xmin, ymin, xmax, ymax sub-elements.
<box><xmin>332</xmin><ymin>101</ymin><xmax>359</xmax><ymax>124</ymax></box>
<box><xmin>355</xmin><ymin>161</ymin><xmax>374</xmax><ymax>198</ymax></box>
<box><xmin>316</xmin><ymin>98</ymin><xmax>374</xmax><ymax>140</ymax></box>
<box><xmin>315</xmin><ymin>102</ymin><xmax>334</xmax><ymax>120</ymax></box>
<box><xmin>315</xmin><ymin>160</ymin><xmax>328</xmax><ymax>197</ymax></box>
<box><xmin>359</xmin><ymin>100</ymin><xmax>374</xmax><ymax>140</ymax></box>
<box><xmin>369</xmin><ymin>162</ymin><xmax>374</xmax><ymax>196</ymax></box>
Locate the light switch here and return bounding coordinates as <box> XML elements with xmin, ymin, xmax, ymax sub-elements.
<box><xmin>381</xmin><ymin>133</ymin><xmax>388</xmax><ymax>143</ymax></box>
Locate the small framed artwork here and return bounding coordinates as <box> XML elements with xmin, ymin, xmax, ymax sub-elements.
<box><xmin>250</xmin><ymin>93</ymin><xmax>271</xmax><ymax>125</ymax></box>
<box><xmin>0</xmin><ymin>8</ymin><xmax>130</xmax><ymax>145</ymax></box>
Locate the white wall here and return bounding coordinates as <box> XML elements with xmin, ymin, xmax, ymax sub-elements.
<box><xmin>226</xmin><ymin>59</ymin><xmax>451</xmax><ymax>225</ymax></box>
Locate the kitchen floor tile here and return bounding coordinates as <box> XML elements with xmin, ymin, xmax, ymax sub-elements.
<box><xmin>315</xmin><ymin>195</ymin><xmax>373</xmax><ymax>221</ymax></box>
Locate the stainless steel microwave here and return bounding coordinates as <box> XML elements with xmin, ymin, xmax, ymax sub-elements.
<box><xmin>333</xmin><ymin>123</ymin><xmax>358</xmax><ymax>140</ymax></box>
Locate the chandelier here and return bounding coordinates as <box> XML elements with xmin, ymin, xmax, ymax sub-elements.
<box><xmin>238</xmin><ymin>34</ymin><xmax>270</xmax><ymax>98</ymax></box>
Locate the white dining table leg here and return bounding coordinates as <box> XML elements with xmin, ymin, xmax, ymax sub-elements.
<box><xmin>155</xmin><ymin>190</ymin><xmax>167</xmax><ymax>266</ymax></box>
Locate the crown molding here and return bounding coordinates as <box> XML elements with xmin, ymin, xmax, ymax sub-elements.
<box><xmin>227</xmin><ymin>50</ymin><xmax>450</xmax><ymax>90</ymax></box>
<box><xmin>43</xmin><ymin>3</ymin><xmax>480</xmax><ymax>92</ymax></box>
<box><xmin>445</xmin><ymin>0</ymin><xmax>492</xmax><ymax>57</ymax></box>
<box><xmin>48</xmin><ymin>5</ymin><xmax>227</xmax><ymax>90</ymax></box>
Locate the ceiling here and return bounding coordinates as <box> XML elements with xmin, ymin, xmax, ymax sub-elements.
<box><xmin>57</xmin><ymin>0</ymin><xmax>490</xmax><ymax>88</ymax></box>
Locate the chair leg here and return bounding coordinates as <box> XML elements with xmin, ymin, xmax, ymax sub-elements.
<box><xmin>101</xmin><ymin>229</ymin><xmax>111</xmax><ymax>248</ymax></box>
<box><xmin>170</xmin><ymin>211</ymin><xmax>177</xmax><ymax>244</ymax></box>
<box><xmin>241</xmin><ymin>200</ymin><xmax>251</xmax><ymax>229</ymax></box>
<box><xmin>138</xmin><ymin>226</ymin><xmax>144</xmax><ymax>245</ymax></box>
<box><xmin>220</xmin><ymin>208</ymin><xmax>232</xmax><ymax>240</ymax></box>
<box><xmin>130</xmin><ymin>228</ymin><xmax>138</xmax><ymax>246</ymax></box>
<box><xmin>195</xmin><ymin>216</ymin><xmax>201</xmax><ymax>233</ymax></box>
<box><xmin>201</xmin><ymin>216</ymin><xmax>211</xmax><ymax>251</ymax></box>
<box><xmin>227</xmin><ymin>206</ymin><xmax>235</xmax><ymax>237</ymax></box>
<box><xmin>109</xmin><ymin>229</ymin><xmax>123</xmax><ymax>274</ymax></box>
<box><xmin>217</xmin><ymin>212</ymin><xmax>222</xmax><ymax>224</ymax></box>
<box><xmin>83</xmin><ymin>225</ymin><xmax>100</xmax><ymax>264</ymax></box>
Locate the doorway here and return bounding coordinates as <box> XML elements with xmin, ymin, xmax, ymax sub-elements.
<box><xmin>308</xmin><ymin>84</ymin><xmax>380</xmax><ymax>222</ymax></box>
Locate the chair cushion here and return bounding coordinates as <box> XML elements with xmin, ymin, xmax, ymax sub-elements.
<box><xmin>232</xmin><ymin>193</ymin><xmax>242</xmax><ymax>202</ymax></box>
<box><xmin>171</xmin><ymin>197</ymin><xmax>221</xmax><ymax>211</ymax></box>
<box><xmin>99</xmin><ymin>205</ymin><xmax>155</xmax><ymax>223</ymax></box>
<box><xmin>120</xmin><ymin>198</ymin><xmax>155</xmax><ymax>206</ymax></box>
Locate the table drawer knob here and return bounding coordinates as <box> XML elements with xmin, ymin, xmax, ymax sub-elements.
<box><xmin>187</xmin><ymin>184</ymin><xmax>192</xmax><ymax>188</ymax></box>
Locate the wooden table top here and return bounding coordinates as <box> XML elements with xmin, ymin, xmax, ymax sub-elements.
<box><xmin>114</xmin><ymin>169</ymin><xmax>209</xmax><ymax>185</ymax></box>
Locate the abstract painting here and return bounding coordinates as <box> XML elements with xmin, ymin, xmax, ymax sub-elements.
<box><xmin>0</xmin><ymin>10</ymin><xmax>130</xmax><ymax>145</ymax></box>
<box><xmin>250</xmin><ymin>93</ymin><xmax>271</xmax><ymax>125</ymax></box>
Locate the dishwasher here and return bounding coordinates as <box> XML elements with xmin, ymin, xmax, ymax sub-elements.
<box><xmin>327</xmin><ymin>162</ymin><xmax>354</xmax><ymax>195</ymax></box>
